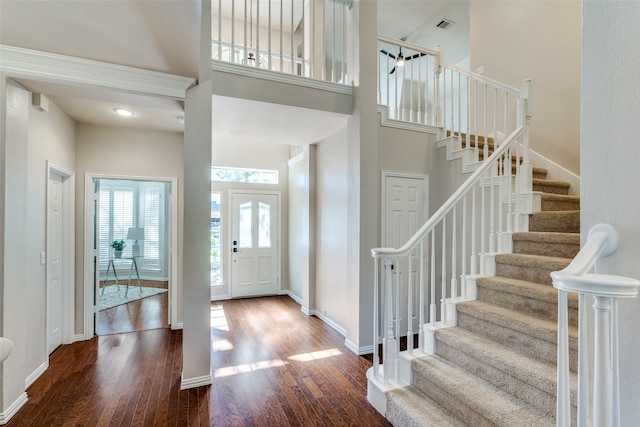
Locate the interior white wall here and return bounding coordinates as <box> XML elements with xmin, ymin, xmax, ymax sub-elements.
<box><xmin>581</xmin><ymin>2</ymin><xmax>640</xmax><ymax>424</ymax></box>
<box><xmin>287</xmin><ymin>145</ymin><xmax>317</xmax><ymax>312</ymax></box>
<box><xmin>470</xmin><ymin>1</ymin><xmax>581</xmax><ymax>175</ymax></box>
<box><xmin>378</xmin><ymin>124</ymin><xmax>436</xmax><ymax>179</ymax></box>
<box><xmin>315</xmin><ymin>127</ymin><xmax>349</xmax><ymax>329</ymax></box>
<box><xmin>74</xmin><ymin>124</ymin><xmax>184</xmax><ymax>333</ymax></box>
<box><xmin>26</xmin><ymin>93</ymin><xmax>75</xmax><ymax>384</ymax></box>
<box><xmin>344</xmin><ymin>0</ymin><xmax>379</xmax><ymax>353</ymax></box>
<box><xmin>0</xmin><ymin>78</ymin><xmax>30</xmax><ymax>420</ymax></box>
<box><xmin>210</xmin><ymin>138</ymin><xmax>290</xmax><ymax>300</ymax></box>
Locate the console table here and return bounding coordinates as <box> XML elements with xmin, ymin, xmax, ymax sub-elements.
<box><xmin>101</xmin><ymin>256</ymin><xmax>142</xmax><ymax>297</ymax></box>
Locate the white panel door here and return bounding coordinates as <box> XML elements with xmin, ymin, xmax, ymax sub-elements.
<box><xmin>231</xmin><ymin>192</ymin><xmax>279</xmax><ymax>297</ymax></box>
<box><xmin>47</xmin><ymin>172</ymin><xmax>64</xmax><ymax>354</ymax></box>
<box><xmin>383</xmin><ymin>174</ymin><xmax>427</xmax><ymax>336</ymax></box>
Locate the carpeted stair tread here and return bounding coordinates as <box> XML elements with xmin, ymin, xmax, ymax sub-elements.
<box><xmin>476</xmin><ymin>276</ymin><xmax>579</xmax><ymax>324</ymax></box>
<box><xmin>434</xmin><ymin>327</ymin><xmax>578</xmax><ymax>418</ymax></box>
<box><xmin>411</xmin><ymin>356</ymin><xmax>554</xmax><ymax>426</ymax></box>
<box><xmin>456</xmin><ymin>300</ymin><xmax>577</xmax><ymax>346</ymax></box>
<box><xmin>386</xmin><ymin>386</ymin><xmax>467</xmax><ymax>427</ymax></box>
<box><xmin>541</xmin><ymin>193</ymin><xmax>580</xmax><ymax>211</ymax></box>
<box><xmin>512</xmin><ymin>231</ymin><xmax>580</xmax><ymax>258</ymax></box>
<box><xmin>533</xmin><ymin>167</ymin><xmax>548</xmax><ymax>180</ymax></box>
<box><xmin>529</xmin><ymin>211</ymin><xmax>580</xmax><ymax>233</ymax></box>
<box><xmin>533</xmin><ymin>178</ymin><xmax>571</xmax><ymax>195</ymax></box>
<box><xmin>495</xmin><ymin>253</ymin><xmax>571</xmax><ymax>285</ymax></box>
<box><xmin>495</xmin><ymin>253</ymin><xmax>571</xmax><ymax>268</ymax></box>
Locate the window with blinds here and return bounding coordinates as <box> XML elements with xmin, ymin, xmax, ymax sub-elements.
<box><xmin>98</xmin><ymin>180</ymin><xmax>166</xmax><ymax>275</ymax></box>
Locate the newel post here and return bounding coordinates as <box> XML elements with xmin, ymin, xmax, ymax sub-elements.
<box><xmin>434</xmin><ymin>45</ymin><xmax>444</xmax><ymax>133</ymax></box>
<box><xmin>383</xmin><ymin>258</ymin><xmax>396</xmax><ymax>384</ymax></box>
<box><xmin>518</xmin><ymin>79</ymin><xmax>533</xmax><ymax>194</ymax></box>
<box><xmin>592</xmin><ymin>296</ymin><xmax>613</xmax><ymax>426</ymax></box>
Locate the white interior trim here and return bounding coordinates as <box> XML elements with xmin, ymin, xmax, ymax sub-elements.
<box><xmin>380</xmin><ymin>171</ymin><xmax>429</xmax><ymax>247</ymax></box>
<box><xmin>0</xmin><ymin>45</ymin><xmax>196</xmax><ymax>100</ymax></box>
<box><xmin>227</xmin><ymin>189</ymin><xmax>282</xmax><ymax>298</ymax></box>
<box><xmin>83</xmin><ymin>172</ymin><xmax>179</xmax><ymax>338</ymax></box>
<box><xmin>24</xmin><ymin>361</ymin><xmax>48</xmax><ymax>389</ymax></box>
<box><xmin>212</xmin><ymin>60</ymin><xmax>353</xmax><ymax>95</ymax></box>
<box><xmin>47</xmin><ymin>161</ymin><xmax>75</xmax><ymax>348</ymax></box>
<box><xmin>0</xmin><ymin>392</ymin><xmax>28</xmax><ymax>425</ymax></box>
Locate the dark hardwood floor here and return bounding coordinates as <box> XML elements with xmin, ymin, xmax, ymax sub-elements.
<box><xmin>98</xmin><ymin>280</ymin><xmax>169</xmax><ymax>335</ymax></box>
<box><xmin>8</xmin><ymin>295</ymin><xmax>390</xmax><ymax>426</ymax></box>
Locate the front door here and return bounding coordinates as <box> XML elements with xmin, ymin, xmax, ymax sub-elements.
<box><xmin>383</xmin><ymin>173</ymin><xmax>428</xmax><ymax>335</ymax></box>
<box><xmin>230</xmin><ymin>192</ymin><xmax>279</xmax><ymax>297</ymax></box>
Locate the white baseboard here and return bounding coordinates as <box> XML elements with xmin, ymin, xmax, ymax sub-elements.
<box><xmin>25</xmin><ymin>361</ymin><xmax>48</xmax><ymax>389</ymax></box>
<box><xmin>180</xmin><ymin>373</ymin><xmax>212</xmax><ymax>390</ymax></box>
<box><xmin>171</xmin><ymin>322</ymin><xmax>183</xmax><ymax>330</ymax></box>
<box><xmin>72</xmin><ymin>333</ymin><xmax>85</xmax><ymax>343</ymax></box>
<box><xmin>0</xmin><ymin>392</ymin><xmax>28</xmax><ymax>425</ymax></box>
<box><xmin>528</xmin><ymin>148</ymin><xmax>580</xmax><ymax>194</ymax></box>
<box><xmin>345</xmin><ymin>339</ymin><xmax>374</xmax><ymax>356</ymax></box>
<box><xmin>314</xmin><ymin>311</ymin><xmax>347</xmax><ymax>337</ymax></box>
<box><xmin>280</xmin><ymin>290</ymin><xmax>303</xmax><ymax>306</ymax></box>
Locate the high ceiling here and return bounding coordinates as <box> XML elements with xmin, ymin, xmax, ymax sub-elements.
<box><xmin>0</xmin><ymin>0</ymin><xmax>469</xmax><ymax>140</ymax></box>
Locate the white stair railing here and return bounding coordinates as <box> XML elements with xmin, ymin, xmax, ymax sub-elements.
<box><xmin>552</xmin><ymin>224</ymin><xmax>640</xmax><ymax>427</ymax></box>
<box><xmin>378</xmin><ymin>36</ymin><xmax>525</xmax><ymax>158</ymax></box>
<box><xmin>212</xmin><ymin>0</ymin><xmax>351</xmax><ymax>84</ymax></box>
<box><xmin>370</xmin><ymin>75</ymin><xmax>532</xmax><ymax>387</ymax></box>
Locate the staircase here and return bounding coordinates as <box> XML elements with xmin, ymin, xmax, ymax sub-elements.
<box><xmin>385</xmin><ymin>166</ymin><xmax>580</xmax><ymax>426</ymax></box>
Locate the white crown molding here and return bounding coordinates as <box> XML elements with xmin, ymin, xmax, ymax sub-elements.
<box><xmin>0</xmin><ymin>45</ymin><xmax>196</xmax><ymax>99</ymax></box>
<box><xmin>211</xmin><ymin>60</ymin><xmax>353</xmax><ymax>96</ymax></box>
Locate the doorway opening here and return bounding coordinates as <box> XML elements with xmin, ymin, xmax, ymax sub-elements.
<box><xmin>84</xmin><ymin>174</ymin><xmax>178</xmax><ymax>336</ymax></box>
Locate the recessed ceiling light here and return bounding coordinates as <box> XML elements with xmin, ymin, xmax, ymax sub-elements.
<box><xmin>113</xmin><ymin>107</ymin><xmax>134</xmax><ymax>117</ymax></box>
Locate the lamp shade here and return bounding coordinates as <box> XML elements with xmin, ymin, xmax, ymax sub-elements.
<box><xmin>126</xmin><ymin>227</ymin><xmax>145</xmax><ymax>241</ymax></box>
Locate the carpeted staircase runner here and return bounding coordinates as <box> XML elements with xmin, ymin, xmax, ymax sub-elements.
<box><xmin>386</xmin><ymin>166</ymin><xmax>580</xmax><ymax>426</ymax></box>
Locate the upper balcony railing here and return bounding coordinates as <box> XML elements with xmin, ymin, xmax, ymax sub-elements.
<box><xmin>378</xmin><ymin>36</ymin><xmax>524</xmax><ymax>151</ymax></box>
<box><xmin>212</xmin><ymin>0</ymin><xmax>351</xmax><ymax>85</ymax></box>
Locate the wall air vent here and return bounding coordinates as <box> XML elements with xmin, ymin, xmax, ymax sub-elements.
<box><xmin>436</xmin><ymin>19</ymin><xmax>455</xmax><ymax>30</ymax></box>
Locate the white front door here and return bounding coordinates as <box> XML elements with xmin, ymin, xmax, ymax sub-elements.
<box><xmin>383</xmin><ymin>173</ymin><xmax>428</xmax><ymax>335</ymax></box>
<box><xmin>47</xmin><ymin>171</ymin><xmax>64</xmax><ymax>354</ymax></box>
<box><xmin>230</xmin><ymin>192</ymin><xmax>279</xmax><ymax>297</ymax></box>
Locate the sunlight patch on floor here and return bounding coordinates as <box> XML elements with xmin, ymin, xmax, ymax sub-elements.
<box><xmin>214</xmin><ymin>358</ymin><xmax>288</xmax><ymax>378</ymax></box>
<box><xmin>212</xmin><ymin>337</ymin><xmax>234</xmax><ymax>352</ymax></box>
<box><xmin>288</xmin><ymin>348</ymin><xmax>342</xmax><ymax>362</ymax></box>
<box><xmin>211</xmin><ymin>304</ymin><xmax>229</xmax><ymax>331</ymax></box>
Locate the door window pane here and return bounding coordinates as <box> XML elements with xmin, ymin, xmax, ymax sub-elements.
<box><xmin>239</xmin><ymin>202</ymin><xmax>252</xmax><ymax>248</ymax></box>
<box><xmin>211</xmin><ymin>192</ymin><xmax>222</xmax><ymax>286</ymax></box>
<box><xmin>258</xmin><ymin>202</ymin><xmax>271</xmax><ymax>248</ymax></box>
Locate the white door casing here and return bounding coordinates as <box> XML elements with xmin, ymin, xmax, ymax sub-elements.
<box><xmin>47</xmin><ymin>172</ymin><xmax>64</xmax><ymax>354</ymax></box>
<box><xmin>46</xmin><ymin>161</ymin><xmax>75</xmax><ymax>352</ymax></box>
<box><xmin>83</xmin><ymin>173</ymin><xmax>180</xmax><ymax>338</ymax></box>
<box><xmin>382</xmin><ymin>172</ymin><xmax>428</xmax><ymax>336</ymax></box>
<box><xmin>230</xmin><ymin>191</ymin><xmax>280</xmax><ymax>298</ymax></box>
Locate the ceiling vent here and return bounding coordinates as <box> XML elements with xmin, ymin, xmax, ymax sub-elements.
<box><xmin>436</xmin><ymin>19</ymin><xmax>455</xmax><ymax>30</ymax></box>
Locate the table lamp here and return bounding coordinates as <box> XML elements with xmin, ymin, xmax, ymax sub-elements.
<box><xmin>127</xmin><ymin>227</ymin><xmax>145</xmax><ymax>257</ymax></box>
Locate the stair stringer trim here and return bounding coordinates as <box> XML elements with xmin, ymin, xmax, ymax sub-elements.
<box><xmin>377</xmin><ymin>105</ymin><xmax>440</xmax><ymax>134</ymax></box>
<box><xmin>436</xmin><ymin>136</ymin><xmax>485</xmax><ymax>174</ymax></box>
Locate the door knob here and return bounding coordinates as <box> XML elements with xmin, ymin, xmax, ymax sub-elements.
<box><xmin>233</xmin><ymin>248</ymin><xmax>238</xmax><ymax>252</ymax></box>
